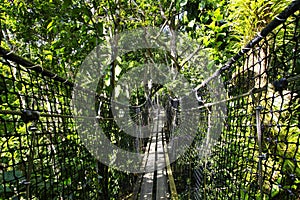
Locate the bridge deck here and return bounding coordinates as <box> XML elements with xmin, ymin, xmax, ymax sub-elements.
<box><xmin>132</xmin><ymin>109</ymin><xmax>178</xmax><ymax>200</ymax></box>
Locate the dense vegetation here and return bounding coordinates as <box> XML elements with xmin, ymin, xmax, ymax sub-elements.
<box><xmin>0</xmin><ymin>0</ymin><xmax>298</xmax><ymax>199</ymax></box>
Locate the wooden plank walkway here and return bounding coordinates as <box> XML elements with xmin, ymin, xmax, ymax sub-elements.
<box><xmin>132</xmin><ymin>109</ymin><xmax>178</xmax><ymax>200</ymax></box>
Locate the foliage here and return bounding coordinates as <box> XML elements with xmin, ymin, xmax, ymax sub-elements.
<box><xmin>0</xmin><ymin>0</ymin><xmax>299</xmax><ymax>199</ymax></box>
<box><xmin>227</xmin><ymin>0</ymin><xmax>291</xmax><ymax>48</ymax></box>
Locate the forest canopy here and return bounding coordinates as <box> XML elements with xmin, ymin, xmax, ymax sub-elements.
<box><xmin>0</xmin><ymin>0</ymin><xmax>298</xmax><ymax>199</ymax></box>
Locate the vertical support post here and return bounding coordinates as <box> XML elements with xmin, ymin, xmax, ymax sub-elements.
<box><xmin>255</xmin><ymin>106</ymin><xmax>263</xmax><ymax>200</ymax></box>
<box><xmin>20</xmin><ymin>110</ymin><xmax>40</xmax><ymax>200</ymax></box>
<box><xmin>136</xmin><ymin>107</ymin><xmax>140</xmax><ymax>153</ymax></box>
<box><xmin>26</xmin><ymin>123</ymin><xmax>38</xmax><ymax>200</ymax></box>
<box><xmin>203</xmin><ymin>108</ymin><xmax>211</xmax><ymax>200</ymax></box>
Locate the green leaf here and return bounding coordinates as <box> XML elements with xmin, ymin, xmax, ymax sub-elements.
<box><xmin>16</xmin><ymin>82</ymin><xmax>22</xmax><ymax>91</ymax></box>
<box><xmin>180</xmin><ymin>0</ymin><xmax>188</xmax><ymax>7</ymax></box>
<box><xmin>47</xmin><ymin>20</ymin><xmax>55</xmax><ymax>32</ymax></box>
<box><xmin>213</xmin><ymin>8</ymin><xmax>222</xmax><ymax>21</ymax></box>
<box><xmin>63</xmin><ymin>177</ymin><xmax>72</xmax><ymax>185</ymax></box>
<box><xmin>188</xmin><ymin>19</ymin><xmax>195</xmax><ymax>28</ymax></box>
<box><xmin>271</xmin><ymin>185</ymin><xmax>279</xmax><ymax>198</ymax></box>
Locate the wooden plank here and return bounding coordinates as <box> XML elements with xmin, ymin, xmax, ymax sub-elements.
<box><xmin>139</xmin><ymin>109</ymin><xmax>168</xmax><ymax>200</ymax></box>
<box><xmin>163</xmin><ymin>131</ymin><xmax>179</xmax><ymax>200</ymax></box>
<box><xmin>131</xmin><ymin>110</ymin><xmax>157</xmax><ymax>200</ymax></box>
<box><xmin>133</xmin><ymin>108</ymin><xmax>176</xmax><ymax>200</ymax></box>
<box><xmin>131</xmin><ymin>134</ymin><xmax>153</xmax><ymax>200</ymax></box>
<box><xmin>139</xmin><ymin>133</ymin><xmax>157</xmax><ymax>199</ymax></box>
<box><xmin>156</xmin><ymin>131</ymin><xmax>169</xmax><ymax>199</ymax></box>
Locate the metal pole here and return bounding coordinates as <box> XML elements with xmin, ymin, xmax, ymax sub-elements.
<box><xmin>256</xmin><ymin>106</ymin><xmax>263</xmax><ymax>200</ymax></box>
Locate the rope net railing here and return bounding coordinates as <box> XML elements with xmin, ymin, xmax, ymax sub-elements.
<box><xmin>0</xmin><ymin>53</ymin><xmax>108</xmax><ymax>199</ymax></box>
<box><xmin>184</xmin><ymin>2</ymin><xmax>300</xmax><ymax>199</ymax></box>
<box><xmin>0</xmin><ymin>1</ymin><xmax>299</xmax><ymax>200</ymax></box>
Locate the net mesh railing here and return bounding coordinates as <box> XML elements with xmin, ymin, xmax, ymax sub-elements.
<box><xmin>0</xmin><ymin>1</ymin><xmax>299</xmax><ymax>200</ymax></box>
<box><xmin>0</xmin><ymin>49</ymin><xmax>105</xmax><ymax>199</ymax></box>
<box><xmin>190</xmin><ymin>1</ymin><xmax>300</xmax><ymax>199</ymax></box>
